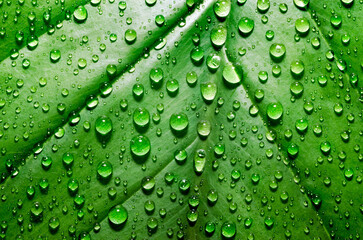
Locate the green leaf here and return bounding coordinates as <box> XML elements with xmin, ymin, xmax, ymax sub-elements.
<box><xmin>0</xmin><ymin>0</ymin><xmax>362</xmax><ymax>239</ymax></box>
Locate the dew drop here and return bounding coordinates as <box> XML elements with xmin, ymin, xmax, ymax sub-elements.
<box><xmin>214</xmin><ymin>0</ymin><xmax>231</xmax><ymax>19</ymax></box>
<box><xmin>108</xmin><ymin>205</ymin><xmax>128</xmax><ymax>229</ymax></box>
<box><xmin>200</xmin><ymin>82</ymin><xmax>217</xmax><ymax>103</ymax></box>
<box><xmin>170</xmin><ymin>113</ymin><xmax>189</xmax><ymax>133</ymax></box>
<box><xmin>97</xmin><ymin>161</ymin><xmax>113</xmax><ymax>181</ymax></box>
<box><xmin>266</xmin><ymin>102</ymin><xmax>283</xmax><ymax>121</ymax></box>
<box><xmin>238</xmin><ymin>17</ymin><xmax>254</xmax><ymax>36</ymax></box>
<box><xmin>73</xmin><ymin>6</ymin><xmax>88</xmax><ymax>23</ymax></box>
<box><xmin>95</xmin><ymin>116</ymin><xmax>112</xmax><ymax>136</ymax></box>
<box><xmin>221</xmin><ymin>222</ymin><xmax>236</xmax><ymax>238</ymax></box>
<box><xmin>210</xmin><ymin>25</ymin><xmax>227</xmax><ymax>48</ymax></box>
<box><xmin>194</xmin><ymin>149</ymin><xmax>206</xmax><ymax>175</ymax></box>
<box><xmin>222</xmin><ymin>64</ymin><xmax>242</xmax><ymax>87</ymax></box>
<box><xmin>269</xmin><ymin>43</ymin><xmax>286</xmax><ymax>62</ymax></box>
<box><xmin>130</xmin><ymin>135</ymin><xmax>151</xmax><ymax>158</ymax></box>
<box><xmin>125</xmin><ymin>29</ymin><xmax>137</xmax><ymax>44</ymax></box>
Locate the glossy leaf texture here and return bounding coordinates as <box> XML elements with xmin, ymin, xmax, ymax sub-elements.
<box><xmin>0</xmin><ymin>0</ymin><xmax>362</xmax><ymax>239</ymax></box>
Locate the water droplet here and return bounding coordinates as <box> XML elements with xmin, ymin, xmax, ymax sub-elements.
<box><xmin>197</xmin><ymin>120</ymin><xmax>211</xmax><ymax>139</ymax></box>
<box><xmin>266</xmin><ymin>102</ymin><xmax>283</xmax><ymax>121</ymax></box>
<box><xmin>62</xmin><ymin>153</ymin><xmax>74</xmax><ymax>169</ymax></box>
<box><xmin>287</xmin><ymin>143</ymin><xmax>299</xmax><ymax>158</ymax></box>
<box><xmin>279</xmin><ymin>3</ymin><xmax>288</xmax><ymax>13</ymax></box>
<box><xmin>155</xmin><ymin>15</ymin><xmax>165</xmax><ymax>26</ymax></box>
<box><xmin>97</xmin><ymin>161</ymin><xmax>113</xmax><ymax>181</ymax></box>
<box><xmin>214</xmin><ymin>0</ymin><xmax>231</xmax><ymax>19</ymax></box>
<box><xmin>194</xmin><ymin>149</ymin><xmax>206</xmax><ymax>174</ymax></box>
<box><xmin>170</xmin><ymin>113</ymin><xmax>189</xmax><ymax>134</ymax></box>
<box><xmin>166</xmin><ymin>79</ymin><xmax>179</xmax><ymax>96</ymax></box>
<box><xmin>48</xmin><ymin>217</ymin><xmax>60</xmax><ymax>233</ymax></box>
<box><xmin>133</xmin><ymin>108</ymin><xmax>150</xmax><ymax>129</ymax></box>
<box><xmin>264</xmin><ymin>217</ymin><xmax>274</xmax><ymax>229</ymax></box>
<box><xmin>67</xmin><ymin>178</ymin><xmax>79</xmax><ymax>195</ymax></box>
<box><xmin>130</xmin><ymin>135</ymin><xmax>151</xmax><ymax>158</ymax></box>
<box><xmin>41</xmin><ymin>156</ymin><xmax>52</xmax><ymax>170</ymax></box>
<box><xmin>73</xmin><ymin>6</ymin><xmax>88</xmax><ymax>23</ymax></box>
<box><xmin>30</xmin><ymin>202</ymin><xmax>43</xmax><ymax>222</ymax></box>
<box><xmin>330</xmin><ymin>14</ymin><xmax>342</xmax><ymax>29</ymax></box>
<box><xmin>147</xmin><ymin>217</ymin><xmax>158</xmax><ymax>232</ymax></box>
<box><xmin>344</xmin><ymin>168</ymin><xmax>354</xmax><ymax>180</ymax></box>
<box><xmin>257</xmin><ymin>0</ymin><xmax>270</xmax><ymax>13</ymax></box>
<box><xmin>200</xmin><ymin>82</ymin><xmax>217</xmax><ymax>103</ymax></box>
<box><xmin>320</xmin><ymin>141</ymin><xmax>331</xmax><ymax>155</ymax></box>
<box><xmin>50</xmin><ymin>50</ymin><xmax>61</xmax><ymax>63</ymax></box>
<box><xmin>207</xmin><ymin>189</ymin><xmax>218</xmax><ymax>205</ymax></box>
<box><xmin>108</xmin><ymin>205</ymin><xmax>128</xmax><ymax>229</ymax></box>
<box><xmin>295</xmin><ymin>18</ymin><xmax>310</xmax><ymax>35</ymax></box>
<box><xmin>145</xmin><ymin>0</ymin><xmax>157</xmax><ymax>6</ymax></box>
<box><xmin>190</xmin><ymin>47</ymin><xmax>204</xmax><ymax>65</ymax></box>
<box><xmin>290</xmin><ymin>60</ymin><xmax>305</xmax><ymax>78</ymax></box>
<box><xmin>95</xmin><ymin>116</ymin><xmax>113</xmax><ymax>136</ymax></box>
<box><xmin>206</xmin><ymin>53</ymin><xmax>221</xmax><ymax>72</ymax></box>
<box><xmin>78</xmin><ymin>58</ymin><xmax>87</xmax><ymax>69</ymax></box>
<box><xmin>295</xmin><ymin>119</ymin><xmax>308</xmax><ymax>134</ymax></box>
<box><xmin>269</xmin><ymin>43</ymin><xmax>286</xmax><ymax>62</ymax></box>
<box><xmin>179</xmin><ymin>179</ymin><xmax>191</xmax><ymax>193</ymax></box>
<box><xmin>293</xmin><ymin>0</ymin><xmax>309</xmax><ymax>9</ymax></box>
<box><xmin>205</xmin><ymin>221</ymin><xmax>216</xmax><ymax>235</ymax></box>
<box><xmin>222</xmin><ymin>64</ymin><xmax>242</xmax><ymax>87</ymax></box>
<box><xmin>341</xmin><ymin>0</ymin><xmax>354</xmax><ymax>7</ymax></box>
<box><xmin>150</xmin><ymin>68</ymin><xmax>164</xmax><ymax>89</ymax></box>
<box><xmin>125</xmin><ymin>29</ymin><xmax>137</xmax><ymax>44</ymax></box>
<box><xmin>174</xmin><ymin>149</ymin><xmax>187</xmax><ymax>165</ymax></box>
<box><xmin>141</xmin><ymin>176</ymin><xmax>155</xmax><ymax>193</ymax></box>
<box><xmin>311</xmin><ymin>37</ymin><xmax>321</xmax><ymax>49</ymax></box>
<box><xmin>186</xmin><ymin>71</ymin><xmax>198</xmax><ymax>87</ymax></box>
<box><xmin>238</xmin><ymin>17</ymin><xmax>254</xmax><ymax>36</ymax></box>
<box><xmin>290</xmin><ymin>82</ymin><xmax>304</xmax><ymax>97</ymax></box>
<box><xmin>221</xmin><ymin>222</ymin><xmax>236</xmax><ymax>238</ymax></box>
<box><xmin>210</xmin><ymin>25</ymin><xmax>227</xmax><ymax>48</ymax></box>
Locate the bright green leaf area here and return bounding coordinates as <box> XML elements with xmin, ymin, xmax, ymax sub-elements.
<box><xmin>0</xmin><ymin>0</ymin><xmax>362</xmax><ymax>239</ymax></box>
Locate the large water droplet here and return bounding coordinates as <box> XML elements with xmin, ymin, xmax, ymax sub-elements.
<box><xmin>190</xmin><ymin>47</ymin><xmax>204</xmax><ymax>65</ymax></box>
<box><xmin>95</xmin><ymin>116</ymin><xmax>113</xmax><ymax>136</ymax></box>
<box><xmin>170</xmin><ymin>113</ymin><xmax>189</xmax><ymax>134</ymax></box>
<box><xmin>214</xmin><ymin>0</ymin><xmax>231</xmax><ymax>19</ymax></box>
<box><xmin>267</xmin><ymin>102</ymin><xmax>283</xmax><ymax>121</ymax></box>
<box><xmin>269</xmin><ymin>43</ymin><xmax>286</xmax><ymax>62</ymax></box>
<box><xmin>295</xmin><ymin>18</ymin><xmax>310</xmax><ymax>35</ymax></box>
<box><xmin>130</xmin><ymin>135</ymin><xmax>151</xmax><ymax>158</ymax></box>
<box><xmin>133</xmin><ymin>108</ymin><xmax>150</xmax><ymax>130</ymax></box>
<box><xmin>197</xmin><ymin>120</ymin><xmax>211</xmax><ymax>139</ymax></box>
<box><xmin>97</xmin><ymin>161</ymin><xmax>113</xmax><ymax>182</ymax></box>
<box><xmin>257</xmin><ymin>0</ymin><xmax>270</xmax><ymax>13</ymax></box>
<box><xmin>238</xmin><ymin>17</ymin><xmax>254</xmax><ymax>36</ymax></box>
<box><xmin>74</xmin><ymin>6</ymin><xmax>88</xmax><ymax>23</ymax></box>
<box><xmin>108</xmin><ymin>205</ymin><xmax>128</xmax><ymax>229</ymax></box>
<box><xmin>221</xmin><ymin>222</ymin><xmax>236</xmax><ymax>238</ymax></box>
<box><xmin>50</xmin><ymin>50</ymin><xmax>61</xmax><ymax>63</ymax></box>
<box><xmin>222</xmin><ymin>64</ymin><xmax>242</xmax><ymax>87</ymax></box>
<box><xmin>293</xmin><ymin>0</ymin><xmax>309</xmax><ymax>9</ymax></box>
<box><xmin>210</xmin><ymin>25</ymin><xmax>227</xmax><ymax>48</ymax></box>
<box><xmin>290</xmin><ymin>60</ymin><xmax>305</xmax><ymax>78</ymax></box>
<box><xmin>201</xmin><ymin>82</ymin><xmax>217</xmax><ymax>103</ymax></box>
<box><xmin>125</xmin><ymin>29</ymin><xmax>137</xmax><ymax>44</ymax></box>
<box><xmin>150</xmin><ymin>68</ymin><xmax>164</xmax><ymax>89</ymax></box>
<box><xmin>194</xmin><ymin>149</ymin><xmax>206</xmax><ymax>175</ymax></box>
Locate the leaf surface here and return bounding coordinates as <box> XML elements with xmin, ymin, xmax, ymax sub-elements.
<box><xmin>0</xmin><ymin>0</ymin><xmax>362</xmax><ymax>239</ymax></box>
